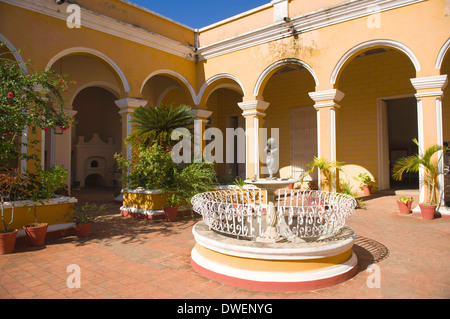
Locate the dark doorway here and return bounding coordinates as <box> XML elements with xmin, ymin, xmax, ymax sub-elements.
<box><xmin>386</xmin><ymin>97</ymin><xmax>419</xmax><ymax>189</ymax></box>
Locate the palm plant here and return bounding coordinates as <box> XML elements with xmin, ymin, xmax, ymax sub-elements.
<box><xmin>302</xmin><ymin>156</ymin><xmax>344</xmax><ymax>191</ymax></box>
<box><xmin>125</xmin><ymin>104</ymin><xmax>194</xmax><ymax>149</ymax></box>
<box><xmin>392</xmin><ymin>139</ymin><xmax>448</xmax><ymax>205</ymax></box>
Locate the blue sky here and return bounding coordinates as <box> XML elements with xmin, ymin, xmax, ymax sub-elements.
<box><xmin>130</xmin><ymin>0</ymin><xmax>270</xmax><ymax>29</ymax></box>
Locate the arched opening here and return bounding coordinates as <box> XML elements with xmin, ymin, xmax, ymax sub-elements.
<box><xmin>48</xmin><ymin>52</ymin><xmax>125</xmax><ymax>190</ymax></box>
<box><xmin>334</xmin><ymin>46</ymin><xmax>418</xmax><ymax>192</ymax></box>
<box><xmin>259</xmin><ymin>61</ymin><xmax>317</xmax><ymax>184</ymax></box>
<box><xmin>205</xmin><ymin>88</ymin><xmax>244</xmax><ymax>180</ymax></box>
<box><xmin>72</xmin><ymin>87</ymin><xmax>121</xmax><ymax>189</ymax></box>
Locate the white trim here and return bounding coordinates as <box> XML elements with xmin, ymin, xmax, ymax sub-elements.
<box><xmin>435</xmin><ymin>37</ymin><xmax>450</xmax><ymax>70</ymax></box>
<box><xmin>416</xmin><ymin>99</ymin><xmax>425</xmax><ymax>203</ymax></box>
<box><xmin>140</xmin><ymin>69</ymin><xmax>197</xmax><ymax>105</ymax></box>
<box><xmin>330</xmin><ymin>107</ymin><xmax>337</xmax><ymax>191</ymax></box>
<box><xmin>410</xmin><ymin>75</ymin><xmax>448</xmax><ymax>91</ymax></box>
<box><xmin>198</xmin><ymin>0</ymin><xmax>425</xmax><ymax>60</ymax></box>
<box><xmin>46</xmin><ymin>47</ymin><xmax>130</xmax><ymax>93</ymax></box>
<box><xmin>331</xmin><ymin>39</ymin><xmax>421</xmax><ymax>84</ymax></box>
<box><xmin>1</xmin><ymin>196</ymin><xmax>77</xmax><ymax>210</ymax></box>
<box><xmin>436</xmin><ymin>97</ymin><xmax>445</xmax><ymax>205</ymax></box>
<box><xmin>191</xmin><ymin>246</ymin><xmax>358</xmax><ymax>283</ymax></box>
<box><xmin>2</xmin><ymin>0</ymin><xmax>193</xmax><ymax>60</ymax></box>
<box><xmin>197</xmin><ymin>74</ymin><xmax>245</xmax><ymax>105</ymax></box>
<box><xmin>0</xmin><ymin>33</ymin><xmax>27</xmax><ymax>73</ymax></box>
<box><xmin>254</xmin><ymin>59</ymin><xmax>319</xmax><ymax>98</ymax></box>
<box><xmin>254</xmin><ymin>116</ymin><xmax>260</xmax><ymax>179</ymax></box>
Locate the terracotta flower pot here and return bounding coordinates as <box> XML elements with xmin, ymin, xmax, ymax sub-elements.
<box><xmin>23</xmin><ymin>223</ymin><xmax>48</xmax><ymax>247</ymax></box>
<box><xmin>76</xmin><ymin>223</ymin><xmax>92</xmax><ymax>238</ymax></box>
<box><xmin>164</xmin><ymin>207</ymin><xmax>178</xmax><ymax>222</ymax></box>
<box><xmin>0</xmin><ymin>230</ymin><xmax>18</xmax><ymax>254</ymax></box>
<box><xmin>397</xmin><ymin>200</ymin><xmax>412</xmax><ymax>214</ymax></box>
<box><xmin>362</xmin><ymin>185</ymin><xmax>371</xmax><ymax>196</ymax></box>
<box><xmin>419</xmin><ymin>204</ymin><xmax>436</xmax><ymax>220</ymax></box>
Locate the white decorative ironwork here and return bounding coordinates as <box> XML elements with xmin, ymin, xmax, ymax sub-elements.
<box><xmin>191</xmin><ymin>189</ymin><xmax>357</xmax><ymax>242</ymax></box>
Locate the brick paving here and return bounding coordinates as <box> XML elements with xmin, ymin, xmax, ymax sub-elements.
<box><xmin>0</xmin><ymin>187</ymin><xmax>449</xmax><ymax>299</ymax></box>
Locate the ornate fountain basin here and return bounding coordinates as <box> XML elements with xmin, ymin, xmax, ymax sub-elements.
<box><xmin>191</xmin><ymin>188</ymin><xmax>357</xmax><ymax>242</ymax></box>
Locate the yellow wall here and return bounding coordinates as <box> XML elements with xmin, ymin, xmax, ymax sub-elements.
<box><xmin>336</xmin><ymin>50</ymin><xmax>416</xmax><ymax>186</ymax></box>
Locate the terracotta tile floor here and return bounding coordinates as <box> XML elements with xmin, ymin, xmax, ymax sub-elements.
<box><xmin>1</xmin><ymin>187</ymin><xmax>449</xmax><ymax>299</ymax></box>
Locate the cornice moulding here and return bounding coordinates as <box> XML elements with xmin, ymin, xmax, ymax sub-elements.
<box><xmin>197</xmin><ymin>0</ymin><xmax>425</xmax><ymax>60</ymax></box>
<box><xmin>410</xmin><ymin>75</ymin><xmax>448</xmax><ymax>90</ymax></box>
<box><xmin>1</xmin><ymin>0</ymin><xmax>193</xmax><ymax>60</ymax></box>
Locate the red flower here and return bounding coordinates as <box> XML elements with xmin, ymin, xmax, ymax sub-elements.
<box><xmin>53</xmin><ymin>110</ymin><xmax>57</xmax><ymax>114</ymax></box>
<box><xmin>43</xmin><ymin>127</ymin><xmax>48</xmax><ymax>132</ymax></box>
<box><xmin>59</xmin><ymin>78</ymin><xmax>63</xmax><ymax>82</ymax></box>
<box><xmin>7</xmin><ymin>92</ymin><xmax>13</xmax><ymax>98</ymax></box>
<box><xmin>5</xmin><ymin>133</ymin><xmax>10</xmax><ymax>136</ymax></box>
<box><xmin>67</xmin><ymin>125</ymin><xmax>70</xmax><ymax>129</ymax></box>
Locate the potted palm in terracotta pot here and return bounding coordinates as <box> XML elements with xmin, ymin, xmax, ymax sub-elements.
<box><xmin>392</xmin><ymin>139</ymin><xmax>448</xmax><ymax>220</ymax></box>
<box><xmin>355</xmin><ymin>173</ymin><xmax>376</xmax><ymax>196</ymax></box>
<box><xmin>163</xmin><ymin>193</ymin><xmax>179</xmax><ymax>222</ymax></box>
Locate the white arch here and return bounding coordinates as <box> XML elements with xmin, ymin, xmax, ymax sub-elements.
<box><xmin>46</xmin><ymin>47</ymin><xmax>130</xmax><ymax>93</ymax></box>
<box><xmin>197</xmin><ymin>73</ymin><xmax>245</xmax><ymax>104</ymax></box>
<box><xmin>140</xmin><ymin>69</ymin><xmax>197</xmax><ymax>105</ymax></box>
<box><xmin>69</xmin><ymin>81</ymin><xmax>121</xmax><ymax>106</ymax></box>
<box><xmin>435</xmin><ymin>37</ymin><xmax>450</xmax><ymax>70</ymax></box>
<box><xmin>0</xmin><ymin>33</ymin><xmax>27</xmax><ymax>73</ymax></box>
<box><xmin>330</xmin><ymin>39</ymin><xmax>421</xmax><ymax>85</ymax></box>
<box><xmin>253</xmin><ymin>58</ymin><xmax>319</xmax><ymax>98</ymax></box>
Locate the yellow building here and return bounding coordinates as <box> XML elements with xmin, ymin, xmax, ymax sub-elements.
<box><xmin>1</xmin><ymin>0</ymin><xmax>449</xmax><ymax>205</ymax></box>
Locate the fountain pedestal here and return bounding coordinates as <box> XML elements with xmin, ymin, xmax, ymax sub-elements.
<box><xmin>245</xmin><ymin>178</ymin><xmax>299</xmax><ymax>243</ymax></box>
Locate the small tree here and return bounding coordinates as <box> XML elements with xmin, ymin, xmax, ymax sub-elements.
<box><xmin>0</xmin><ymin>42</ymin><xmax>73</xmax><ymax>166</ymax></box>
<box><xmin>392</xmin><ymin>139</ymin><xmax>448</xmax><ymax>205</ymax></box>
<box><xmin>302</xmin><ymin>156</ymin><xmax>344</xmax><ymax>191</ymax></box>
<box><xmin>125</xmin><ymin>104</ymin><xmax>194</xmax><ymax>149</ymax></box>
<box><xmin>0</xmin><ymin>168</ymin><xmax>33</xmax><ymax>233</ymax></box>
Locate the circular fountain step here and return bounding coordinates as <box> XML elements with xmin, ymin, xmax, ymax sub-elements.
<box><xmin>191</xmin><ymin>221</ymin><xmax>358</xmax><ymax>292</ymax></box>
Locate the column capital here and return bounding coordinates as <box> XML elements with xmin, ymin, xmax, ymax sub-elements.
<box><xmin>238</xmin><ymin>100</ymin><xmax>270</xmax><ymax>117</ymax></box>
<box><xmin>411</xmin><ymin>75</ymin><xmax>448</xmax><ymax>98</ymax></box>
<box><xmin>115</xmin><ymin>98</ymin><xmax>148</xmax><ymax>113</ymax></box>
<box><xmin>192</xmin><ymin>108</ymin><xmax>212</xmax><ymax>120</ymax></box>
<box><xmin>309</xmin><ymin>89</ymin><xmax>344</xmax><ymax>109</ymax></box>
<box><xmin>63</xmin><ymin>108</ymin><xmax>78</xmax><ymax>117</ymax></box>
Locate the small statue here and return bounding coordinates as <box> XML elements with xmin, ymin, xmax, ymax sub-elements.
<box><xmin>264</xmin><ymin>137</ymin><xmax>278</xmax><ymax>179</ymax></box>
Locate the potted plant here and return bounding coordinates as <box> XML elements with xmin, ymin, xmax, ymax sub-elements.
<box><xmin>0</xmin><ymin>168</ymin><xmax>31</xmax><ymax>254</ymax></box>
<box><xmin>23</xmin><ymin>166</ymin><xmax>68</xmax><ymax>246</ymax></box>
<box><xmin>71</xmin><ymin>203</ymin><xmax>104</xmax><ymax>238</ymax></box>
<box><xmin>163</xmin><ymin>193</ymin><xmax>179</xmax><ymax>222</ymax></box>
<box><xmin>302</xmin><ymin>156</ymin><xmax>343</xmax><ymax>192</ymax></box>
<box><xmin>354</xmin><ymin>173</ymin><xmax>376</xmax><ymax>195</ymax></box>
<box><xmin>397</xmin><ymin>196</ymin><xmax>414</xmax><ymax>215</ymax></box>
<box><xmin>392</xmin><ymin>139</ymin><xmax>448</xmax><ymax>220</ymax></box>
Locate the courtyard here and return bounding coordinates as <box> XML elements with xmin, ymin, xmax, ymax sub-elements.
<box><xmin>0</xmin><ymin>187</ymin><xmax>448</xmax><ymax>299</ymax></box>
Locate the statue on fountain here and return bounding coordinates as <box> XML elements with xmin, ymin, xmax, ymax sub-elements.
<box><xmin>264</xmin><ymin>137</ymin><xmax>278</xmax><ymax>180</ymax></box>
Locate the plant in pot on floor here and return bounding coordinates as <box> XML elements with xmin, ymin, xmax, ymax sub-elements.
<box><xmin>0</xmin><ymin>168</ymin><xmax>31</xmax><ymax>254</ymax></box>
<box><xmin>397</xmin><ymin>196</ymin><xmax>414</xmax><ymax>215</ymax></box>
<box><xmin>163</xmin><ymin>193</ymin><xmax>180</xmax><ymax>222</ymax></box>
<box><xmin>354</xmin><ymin>173</ymin><xmax>376</xmax><ymax>196</ymax></box>
<box><xmin>24</xmin><ymin>166</ymin><xmax>68</xmax><ymax>246</ymax></box>
<box><xmin>71</xmin><ymin>203</ymin><xmax>104</xmax><ymax>238</ymax></box>
<box><xmin>392</xmin><ymin>139</ymin><xmax>449</xmax><ymax>220</ymax></box>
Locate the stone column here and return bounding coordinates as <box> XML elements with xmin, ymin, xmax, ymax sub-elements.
<box><xmin>410</xmin><ymin>75</ymin><xmax>448</xmax><ymax>204</ymax></box>
<box><xmin>238</xmin><ymin>100</ymin><xmax>270</xmax><ymax>179</ymax></box>
<box><xmin>53</xmin><ymin>109</ymin><xmax>77</xmax><ymax>194</ymax></box>
<box><xmin>308</xmin><ymin>89</ymin><xmax>345</xmax><ymax>191</ymax></box>
<box><xmin>192</xmin><ymin>108</ymin><xmax>212</xmax><ymax>163</ymax></box>
<box><xmin>114</xmin><ymin>98</ymin><xmax>148</xmax><ymax>186</ymax></box>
